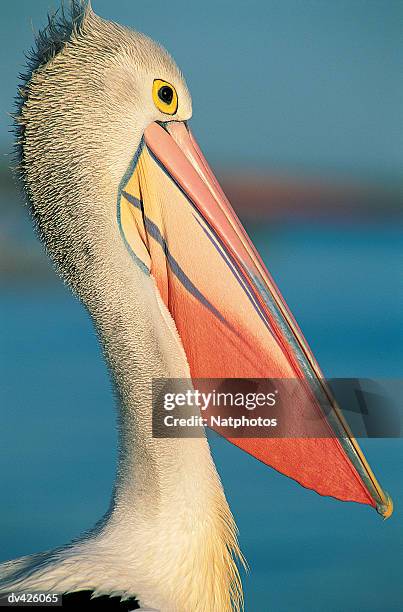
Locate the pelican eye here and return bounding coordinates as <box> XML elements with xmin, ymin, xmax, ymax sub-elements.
<box><xmin>153</xmin><ymin>79</ymin><xmax>178</xmax><ymax>115</ymax></box>
<box><xmin>159</xmin><ymin>86</ymin><xmax>173</xmax><ymax>104</ymax></box>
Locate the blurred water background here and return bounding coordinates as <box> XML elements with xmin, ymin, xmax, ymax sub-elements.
<box><xmin>1</xmin><ymin>1</ymin><xmax>402</xmax><ymax>611</ymax></box>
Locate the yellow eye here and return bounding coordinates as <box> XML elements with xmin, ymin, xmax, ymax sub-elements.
<box><xmin>152</xmin><ymin>79</ymin><xmax>178</xmax><ymax>115</ymax></box>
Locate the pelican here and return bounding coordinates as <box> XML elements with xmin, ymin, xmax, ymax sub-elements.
<box><xmin>0</xmin><ymin>2</ymin><xmax>392</xmax><ymax>611</ymax></box>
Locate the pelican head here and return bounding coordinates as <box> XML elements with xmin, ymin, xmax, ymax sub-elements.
<box><xmin>2</xmin><ymin>1</ymin><xmax>391</xmax><ymax>611</ymax></box>
<box><xmin>16</xmin><ymin>2</ymin><xmax>192</xmax><ymax>293</ymax></box>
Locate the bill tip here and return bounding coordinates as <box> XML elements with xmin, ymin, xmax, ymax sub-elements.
<box><xmin>377</xmin><ymin>492</ymin><xmax>393</xmax><ymax>520</ymax></box>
